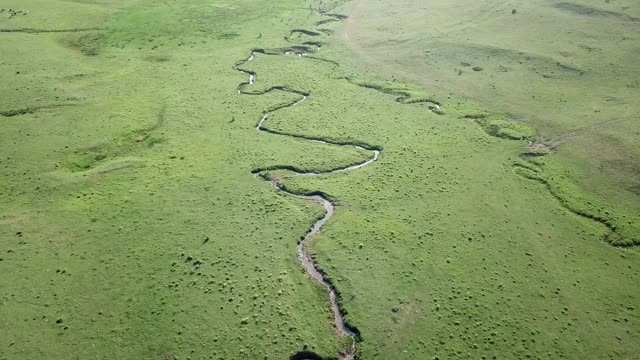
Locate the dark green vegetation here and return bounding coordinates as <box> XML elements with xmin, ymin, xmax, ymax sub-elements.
<box><xmin>1</xmin><ymin>0</ymin><xmax>639</xmax><ymax>360</ymax></box>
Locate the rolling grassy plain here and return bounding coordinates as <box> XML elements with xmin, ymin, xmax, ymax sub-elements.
<box><xmin>1</xmin><ymin>0</ymin><xmax>639</xmax><ymax>359</ymax></box>
<box><xmin>337</xmin><ymin>0</ymin><xmax>640</xmax><ymax>246</ymax></box>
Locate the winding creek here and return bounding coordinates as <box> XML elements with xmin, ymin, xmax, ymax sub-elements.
<box><xmin>234</xmin><ymin>47</ymin><xmax>366</xmax><ymax>359</ymax></box>
<box><xmin>233</xmin><ymin>10</ymin><xmax>428</xmax><ymax>360</ymax></box>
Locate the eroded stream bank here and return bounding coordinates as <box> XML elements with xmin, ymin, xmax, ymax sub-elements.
<box><xmin>234</xmin><ymin>7</ymin><xmax>444</xmax><ymax>359</ymax></box>
<box><xmin>233</xmin><ymin>11</ymin><xmax>372</xmax><ymax>360</ymax></box>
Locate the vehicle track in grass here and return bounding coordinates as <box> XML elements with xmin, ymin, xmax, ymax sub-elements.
<box><xmin>0</xmin><ymin>27</ymin><xmax>103</xmax><ymax>33</ymax></box>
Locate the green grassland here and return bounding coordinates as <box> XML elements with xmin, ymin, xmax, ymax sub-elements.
<box><xmin>336</xmin><ymin>0</ymin><xmax>640</xmax><ymax>246</ymax></box>
<box><xmin>1</xmin><ymin>0</ymin><xmax>639</xmax><ymax>359</ymax></box>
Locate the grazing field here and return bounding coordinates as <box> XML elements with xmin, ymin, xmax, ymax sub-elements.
<box><xmin>1</xmin><ymin>0</ymin><xmax>639</xmax><ymax>360</ymax></box>
<box><xmin>337</xmin><ymin>0</ymin><xmax>640</xmax><ymax>246</ymax></box>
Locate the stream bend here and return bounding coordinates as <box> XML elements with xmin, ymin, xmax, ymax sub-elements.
<box><xmin>234</xmin><ymin>47</ymin><xmax>366</xmax><ymax>359</ymax></box>
<box><xmin>232</xmin><ymin>9</ymin><xmax>433</xmax><ymax>360</ymax></box>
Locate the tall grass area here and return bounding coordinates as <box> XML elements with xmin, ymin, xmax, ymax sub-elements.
<box><xmin>1</xmin><ymin>0</ymin><xmax>639</xmax><ymax>359</ymax></box>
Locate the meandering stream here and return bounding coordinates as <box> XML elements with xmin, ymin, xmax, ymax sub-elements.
<box><xmin>234</xmin><ymin>47</ymin><xmax>368</xmax><ymax>359</ymax></box>
<box><xmin>232</xmin><ymin>11</ymin><xmax>406</xmax><ymax>360</ymax></box>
